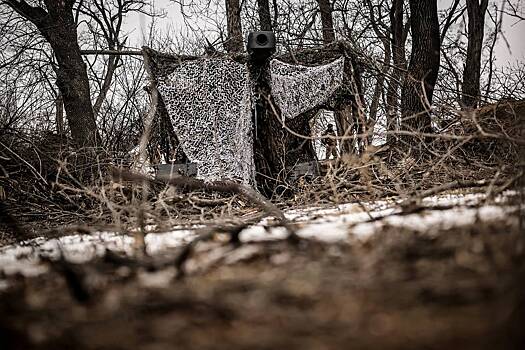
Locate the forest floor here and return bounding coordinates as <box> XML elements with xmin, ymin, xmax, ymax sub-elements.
<box><xmin>0</xmin><ymin>189</ymin><xmax>524</xmax><ymax>350</ymax></box>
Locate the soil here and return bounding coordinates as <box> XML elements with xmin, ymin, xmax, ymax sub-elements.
<box><xmin>1</xmin><ymin>211</ymin><xmax>524</xmax><ymax>350</ymax></box>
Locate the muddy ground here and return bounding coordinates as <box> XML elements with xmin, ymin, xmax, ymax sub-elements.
<box><xmin>1</xmin><ymin>208</ymin><xmax>524</xmax><ymax>350</ymax></box>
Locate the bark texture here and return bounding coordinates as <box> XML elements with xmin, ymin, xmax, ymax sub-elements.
<box><xmin>5</xmin><ymin>0</ymin><xmax>100</xmax><ymax>148</ymax></box>
<box><xmin>366</xmin><ymin>0</ymin><xmax>391</xmax><ymax>134</ymax></box>
<box><xmin>400</xmin><ymin>0</ymin><xmax>441</xmax><ymax>138</ymax></box>
<box><xmin>317</xmin><ymin>0</ymin><xmax>335</xmax><ymax>44</ymax></box>
<box><xmin>224</xmin><ymin>0</ymin><xmax>244</xmax><ymax>53</ymax></box>
<box><xmin>55</xmin><ymin>92</ymin><xmax>64</xmax><ymax>135</ymax></box>
<box><xmin>92</xmin><ymin>55</ymin><xmax>119</xmax><ymax>118</ymax></box>
<box><xmin>249</xmin><ymin>62</ymin><xmax>315</xmax><ymax>194</ymax></box>
<box><xmin>386</xmin><ymin>0</ymin><xmax>407</xmax><ymax>140</ymax></box>
<box><xmin>257</xmin><ymin>0</ymin><xmax>272</xmax><ymax>31</ymax></box>
<box><xmin>461</xmin><ymin>0</ymin><xmax>488</xmax><ymax>108</ymax></box>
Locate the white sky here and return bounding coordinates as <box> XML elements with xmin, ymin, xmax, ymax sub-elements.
<box><xmin>437</xmin><ymin>0</ymin><xmax>525</xmax><ymax>66</ymax></box>
<box><xmin>123</xmin><ymin>0</ymin><xmax>525</xmax><ymax>67</ymax></box>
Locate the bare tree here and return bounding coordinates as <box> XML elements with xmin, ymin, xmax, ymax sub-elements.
<box><xmin>317</xmin><ymin>0</ymin><xmax>335</xmax><ymax>44</ymax></box>
<box><xmin>257</xmin><ymin>0</ymin><xmax>272</xmax><ymax>30</ymax></box>
<box><xmin>77</xmin><ymin>0</ymin><xmax>150</xmax><ymax>118</ymax></box>
<box><xmin>461</xmin><ymin>0</ymin><xmax>489</xmax><ymax>108</ymax></box>
<box><xmin>3</xmin><ymin>0</ymin><xmax>100</xmax><ymax>147</ymax></box>
<box><xmin>366</xmin><ymin>0</ymin><xmax>391</xmax><ymax>126</ymax></box>
<box><xmin>386</xmin><ymin>0</ymin><xmax>408</xmax><ymax>139</ymax></box>
<box><xmin>400</xmin><ymin>0</ymin><xmax>441</xmax><ymax>141</ymax></box>
<box><xmin>224</xmin><ymin>0</ymin><xmax>243</xmax><ymax>52</ymax></box>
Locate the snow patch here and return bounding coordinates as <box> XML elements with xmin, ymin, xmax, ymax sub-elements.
<box><xmin>351</xmin><ymin>205</ymin><xmax>513</xmax><ymax>237</ymax></box>
<box><xmin>0</xmin><ymin>192</ymin><xmax>519</xmax><ymax>280</ymax></box>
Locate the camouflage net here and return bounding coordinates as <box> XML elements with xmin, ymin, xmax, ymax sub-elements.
<box><xmin>157</xmin><ymin>58</ymin><xmax>255</xmax><ymax>185</ymax></box>
<box><xmin>269</xmin><ymin>57</ymin><xmax>345</xmax><ymax>120</ymax></box>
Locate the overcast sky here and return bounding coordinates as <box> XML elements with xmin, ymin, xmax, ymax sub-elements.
<box><xmin>123</xmin><ymin>0</ymin><xmax>525</xmax><ymax>67</ymax></box>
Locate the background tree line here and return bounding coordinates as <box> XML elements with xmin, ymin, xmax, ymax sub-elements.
<box><xmin>0</xmin><ymin>0</ymin><xmax>523</xmax><ymax>158</ymax></box>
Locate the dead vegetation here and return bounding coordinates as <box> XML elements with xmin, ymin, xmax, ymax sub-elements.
<box><xmin>1</xmin><ymin>0</ymin><xmax>524</xmax><ymax>348</ymax></box>
<box><xmin>0</xmin><ymin>99</ymin><xmax>524</xmax><ymax>350</ymax></box>
<box><xmin>1</xmin><ymin>99</ymin><xmax>523</xmax><ymax>242</ymax></box>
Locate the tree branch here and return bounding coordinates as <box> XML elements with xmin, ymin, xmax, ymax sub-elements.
<box><xmin>4</xmin><ymin>0</ymin><xmax>49</xmax><ymax>27</ymax></box>
<box><xmin>80</xmin><ymin>49</ymin><xmax>143</xmax><ymax>55</ymax></box>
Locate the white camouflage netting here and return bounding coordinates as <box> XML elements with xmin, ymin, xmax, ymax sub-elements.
<box><xmin>157</xmin><ymin>58</ymin><xmax>255</xmax><ymax>185</ymax></box>
<box><xmin>269</xmin><ymin>57</ymin><xmax>345</xmax><ymax>120</ymax></box>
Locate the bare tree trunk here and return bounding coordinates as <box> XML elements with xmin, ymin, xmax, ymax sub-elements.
<box><xmin>45</xmin><ymin>4</ymin><xmax>100</xmax><ymax>147</ymax></box>
<box><xmin>370</xmin><ymin>42</ymin><xmax>391</xmax><ymax>126</ymax></box>
<box><xmin>249</xmin><ymin>61</ymin><xmax>315</xmax><ymax>194</ymax></box>
<box><xmin>257</xmin><ymin>0</ymin><xmax>272</xmax><ymax>31</ymax></box>
<box><xmin>440</xmin><ymin>0</ymin><xmax>462</xmax><ymax>43</ymax></box>
<box><xmin>461</xmin><ymin>0</ymin><xmax>489</xmax><ymax>108</ymax></box>
<box><xmin>335</xmin><ymin>56</ymin><xmax>365</xmax><ymax>154</ymax></box>
<box><xmin>335</xmin><ymin>105</ymin><xmax>354</xmax><ymax>154</ymax></box>
<box><xmin>351</xmin><ymin>58</ymin><xmax>366</xmax><ymax>152</ymax></box>
<box><xmin>366</xmin><ymin>0</ymin><xmax>391</xmax><ymax>133</ymax></box>
<box><xmin>224</xmin><ymin>0</ymin><xmax>243</xmax><ymax>53</ymax></box>
<box><xmin>400</xmin><ymin>0</ymin><xmax>440</xmax><ymax>141</ymax></box>
<box><xmin>5</xmin><ymin>0</ymin><xmax>99</xmax><ymax>148</ymax></box>
<box><xmin>317</xmin><ymin>0</ymin><xmax>335</xmax><ymax>44</ymax></box>
<box><xmin>77</xmin><ymin>1</ymin><xmax>150</xmax><ymax>121</ymax></box>
<box><xmin>386</xmin><ymin>0</ymin><xmax>408</xmax><ymax>139</ymax></box>
<box><xmin>55</xmin><ymin>92</ymin><xmax>64</xmax><ymax>135</ymax></box>
<box><xmin>93</xmin><ymin>55</ymin><xmax>119</xmax><ymax>118</ymax></box>
<box><xmin>485</xmin><ymin>4</ymin><xmax>501</xmax><ymax>97</ymax></box>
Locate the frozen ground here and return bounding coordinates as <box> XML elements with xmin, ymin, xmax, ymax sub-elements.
<box><xmin>0</xmin><ymin>191</ymin><xmax>523</xmax><ymax>350</ymax></box>
<box><xmin>0</xmin><ymin>191</ymin><xmax>519</xmax><ymax>283</ymax></box>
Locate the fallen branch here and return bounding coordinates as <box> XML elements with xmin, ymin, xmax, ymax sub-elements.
<box><xmin>189</xmin><ymin>195</ymin><xmax>233</xmax><ymax>207</ymax></box>
<box><xmin>112</xmin><ymin>168</ymin><xmax>302</xmax><ymax>276</ymax></box>
<box><xmin>112</xmin><ymin>168</ymin><xmax>293</xmax><ymax>228</ymax></box>
<box><xmin>411</xmin><ymin>172</ymin><xmax>523</xmax><ymax>201</ymax></box>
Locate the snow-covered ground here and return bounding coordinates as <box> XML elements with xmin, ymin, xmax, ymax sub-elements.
<box><xmin>0</xmin><ymin>192</ymin><xmax>520</xmax><ymax>284</ymax></box>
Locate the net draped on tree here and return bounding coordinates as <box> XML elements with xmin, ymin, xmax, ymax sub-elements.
<box><xmin>144</xmin><ymin>44</ymin><xmax>357</xmax><ymax>186</ymax></box>
<box><xmin>157</xmin><ymin>58</ymin><xmax>256</xmax><ymax>185</ymax></box>
<box><xmin>269</xmin><ymin>57</ymin><xmax>345</xmax><ymax>120</ymax></box>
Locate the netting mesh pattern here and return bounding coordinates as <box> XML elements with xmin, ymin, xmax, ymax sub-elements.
<box><xmin>157</xmin><ymin>58</ymin><xmax>255</xmax><ymax>185</ymax></box>
<box><xmin>269</xmin><ymin>57</ymin><xmax>345</xmax><ymax>120</ymax></box>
